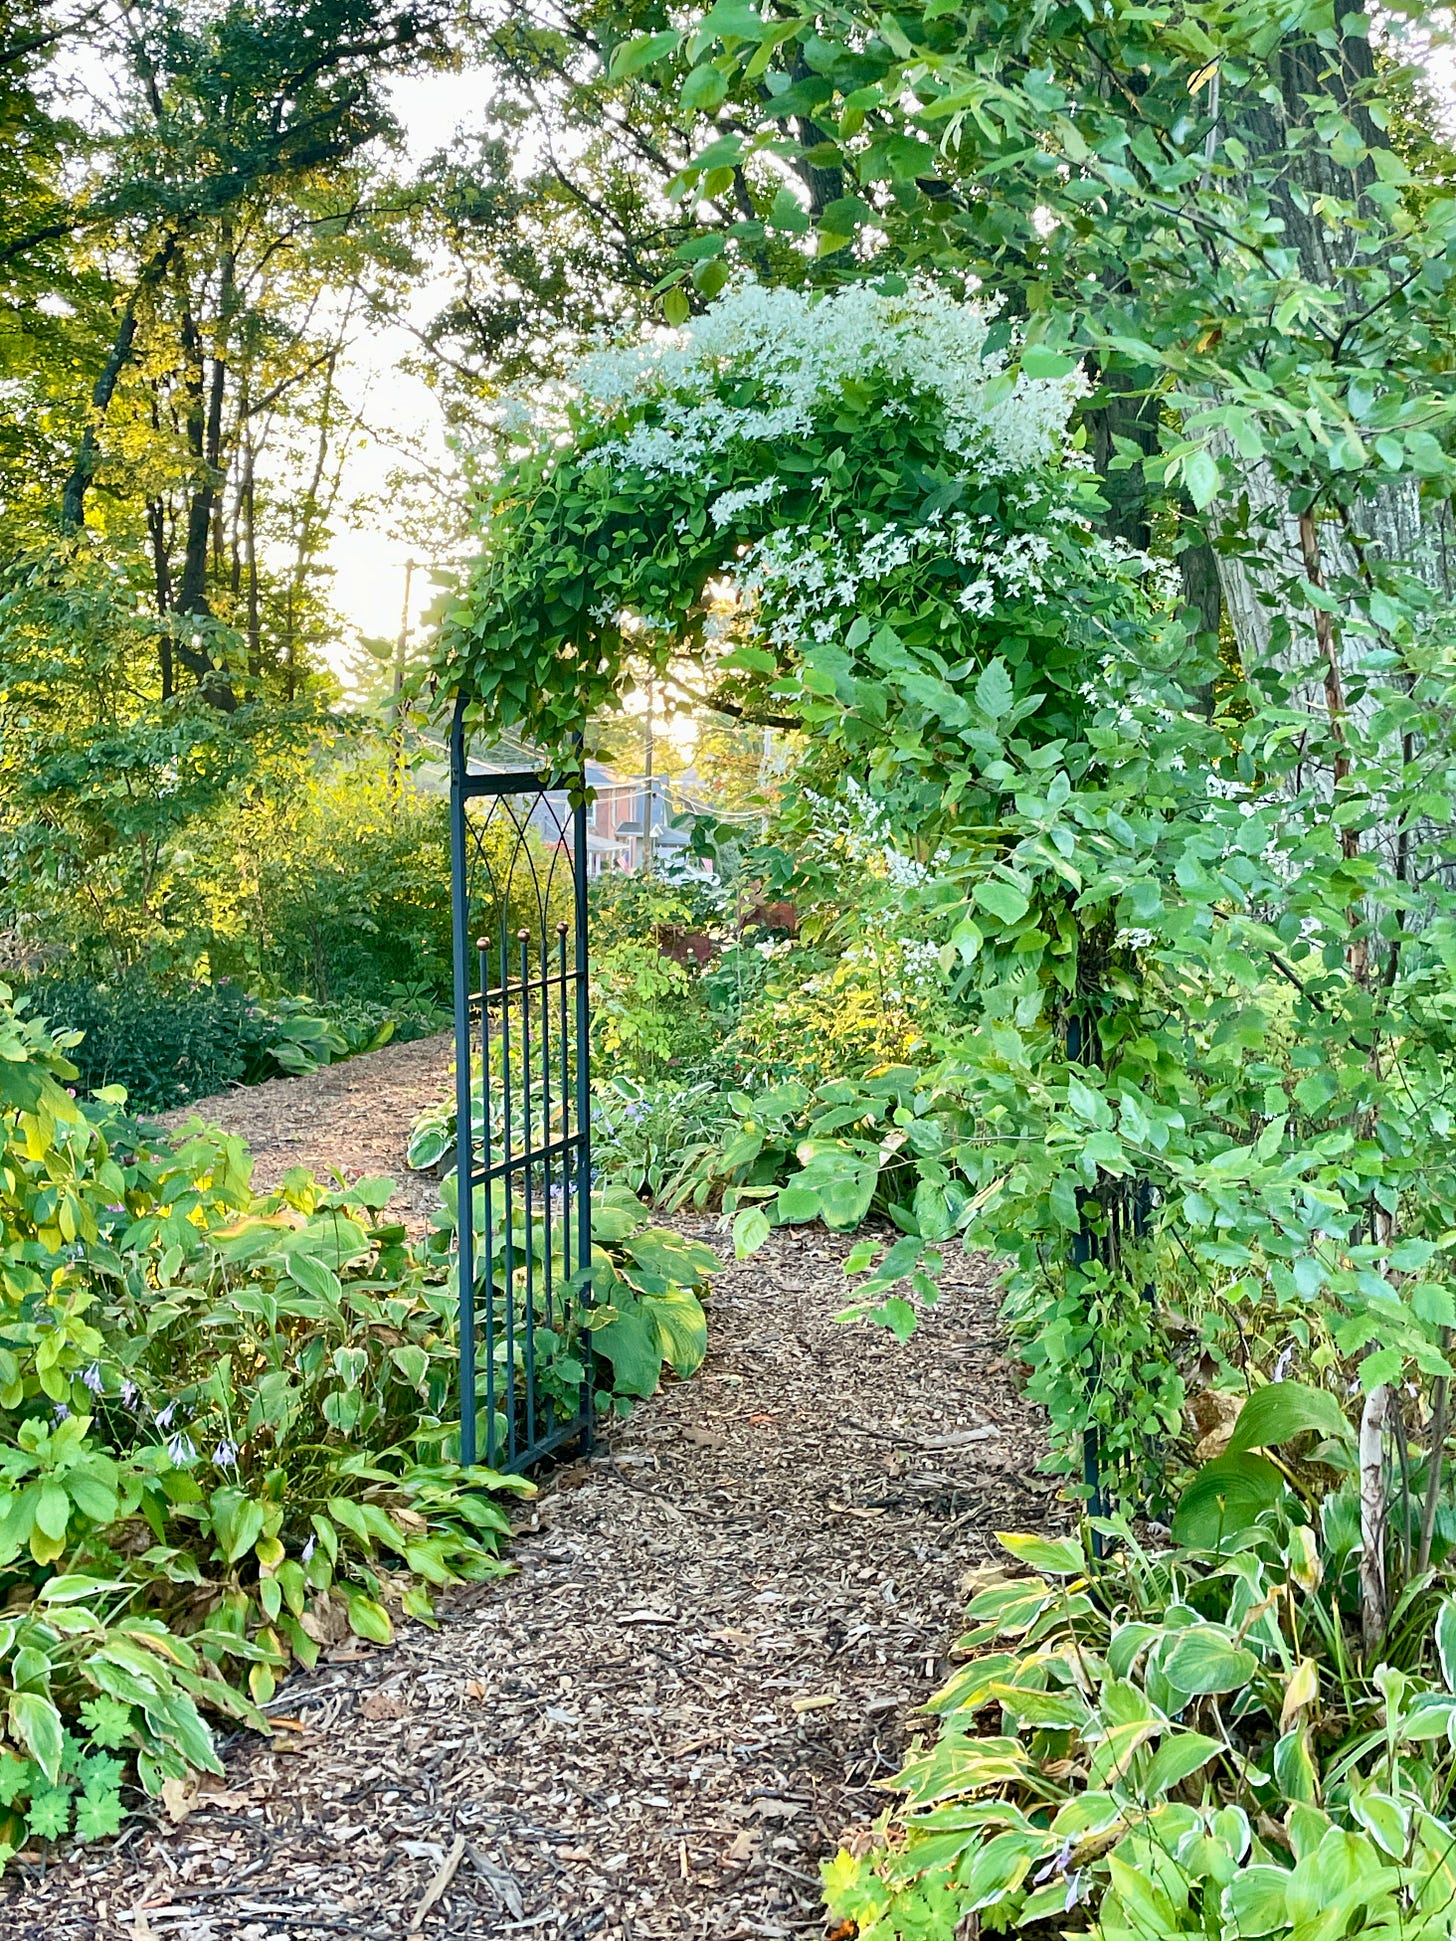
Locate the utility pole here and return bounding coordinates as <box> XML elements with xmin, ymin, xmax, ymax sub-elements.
<box><xmin>389</xmin><ymin>557</ymin><xmax>415</xmax><ymax>799</ymax></box>
<box><xmin>641</xmin><ymin>679</ymin><xmax>654</xmax><ymax>874</ymax></box>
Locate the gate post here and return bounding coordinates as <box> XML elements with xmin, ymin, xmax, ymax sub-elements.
<box><xmin>572</xmin><ymin>764</ymin><xmax>594</xmax><ymax>1455</ymax></box>
<box><xmin>450</xmin><ymin>697</ymin><xmax>479</xmax><ymax>1466</ymax></box>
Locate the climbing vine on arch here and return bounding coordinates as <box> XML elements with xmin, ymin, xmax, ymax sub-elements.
<box><xmin>434</xmin><ymin>269</ymin><xmax>1456</xmax><ymax>1532</ymax></box>
<box><xmin>432</xmin><ymin>278</ymin><xmax>1208</xmax><ymax>1495</ymax></box>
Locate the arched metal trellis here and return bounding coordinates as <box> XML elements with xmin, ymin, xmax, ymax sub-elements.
<box><xmin>449</xmin><ymin>699</ymin><xmax>593</xmax><ymax>1471</ymax></box>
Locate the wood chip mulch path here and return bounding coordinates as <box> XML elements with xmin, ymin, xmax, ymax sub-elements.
<box><xmin>4</xmin><ymin>1037</ymin><xmax>1065</xmax><ymax>1941</ymax></box>
<box><xmin>157</xmin><ymin>1029</ymin><xmax>458</xmax><ymax>1234</ymax></box>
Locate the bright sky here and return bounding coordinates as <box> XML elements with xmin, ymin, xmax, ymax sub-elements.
<box><xmin>322</xmin><ymin>68</ymin><xmax>488</xmax><ymax>679</ymax></box>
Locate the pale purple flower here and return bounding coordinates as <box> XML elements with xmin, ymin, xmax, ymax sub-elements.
<box><xmin>1034</xmin><ymin>1840</ymin><xmax>1074</xmax><ymax>1886</ymax></box>
<box><xmin>1272</xmin><ymin>1343</ymin><xmax>1295</xmax><ymax>1383</ymax></box>
<box><xmin>82</xmin><ymin>1362</ymin><xmax>104</xmax><ymax>1396</ymax></box>
<box><xmin>154</xmin><ymin>1401</ymin><xmax>177</xmax><ymax>1430</ymax></box>
<box><xmin>1064</xmin><ymin>1873</ymin><xmax>1085</xmax><ymax>1913</ymax></box>
<box><xmin>119</xmin><ymin>1380</ymin><xmax>138</xmax><ymax>1408</ymax></box>
<box><xmin>52</xmin><ymin>1403</ymin><xmax>70</xmax><ymax>1423</ymax></box>
<box><xmin>213</xmin><ymin>1440</ymin><xmax>238</xmax><ymax>1469</ymax></box>
<box><xmin>166</xmin><ymin>1431</ymin><xmax>195</xmax><ymax>1465</ymax></box>
<box><xmin>301</xmin><ymin>1535</ymin><xmax>316</xmax><ymax>1565</ymax></box>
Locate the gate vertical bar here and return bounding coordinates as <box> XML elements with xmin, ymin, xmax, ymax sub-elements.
<box><xmin>449</xmin><ymin>698</ymin><xmax>478</xmax><ymax>1468</ymax></box>
<box><xmin>573</xmin><ymin>771</ymin><xmax>594</xmax><ymax>1454</ymax></box>
<box><xmin>519</xmin><ymin>928</ymin><xmax>537</xmax><ymax>1454</ymax></box>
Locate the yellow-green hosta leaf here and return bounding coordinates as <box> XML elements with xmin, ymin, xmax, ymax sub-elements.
<box><xmin>1347</xmin><ymin>1788</ymin><xmax>1409</xmax><ymax>1860</ymax></box>
<box><xmin>1272</xmin><ymin>1727</ymin><xmax>1319</xmax><ymax>1807</ymax></box>
<box><xmin>7</xmin><ymin>1690</ymin><xmax>63</xmax><ymax>1784</ymax></box>
<box><xmin>1160</xmin><ymin>1626</ymin><xmax>1258</xmax><ymax>1699</ymax></box>
<box><xmin>1139</xmin><ymin>1730</ymin><xmax>1222</xmax><ymax>1801</ymax></box>
<box><xmin>1105</xmin><ymin>1851</ymin><xmax>1184</xmax><ymax>1933</ymax></box>
<box><xmin>342</xmin><ymin>1589</ymin><xmax>393</xmax><ymax>1646</ymax></box>
<box><xmin>1222</xmin><ymin>1863</ymin><xmax>1290</xmax><ymax>1935</ymax></box>
<box><xmin>1227</xmin><ymin>1381</ymin><xmax>1351</xmax><ymax>1455</ymax></box>
<box><xmin>997</xmin><ymin>1531</ymin><xmax>1084</xmax><ymax>1575</ymax></box>
<box><xmin>1172</xmin><ymin>1451</ymin><xmax>1285</xmax><ymax>1549</ymax></box>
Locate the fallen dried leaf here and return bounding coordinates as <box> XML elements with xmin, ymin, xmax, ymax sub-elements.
<box><xmin>159</xmin><ymin>1776</ymin><xmax>198</xmax><ymax>1824</ymax></box>
<box><xmin>299</xmin><ymin>1593</ymin><xmax>350</xmax><ymax>1647</ymax></box>
<box><xmin>360</xmin><ymin>1689</ymin><xmax>409</xmax><ymax>1721</ymax></box>
<box><xmin>959</xmin><ymin>1563</ymin><xmax>1016</xmax><ymax>1597</ymax></box>
<box><xmin>406</xmin><ymin>1830</ymin><xmax>465</xmax><ymax>1940</ymax></box>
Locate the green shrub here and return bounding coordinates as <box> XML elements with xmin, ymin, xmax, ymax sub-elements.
<box><xmin>827</xmin><ymin>1511</ymin><xmax>1456</xmax><ymax>1937</ymax></box>
<box><xmin>22</xmin><ymin>976</ymin><xmax>437</xmax><ymax>1113</ymax></box>
<box><xmin>421</xmin><ymin>1155</ymin><xmax>718</xmax><ymax>1428</ymax></box>
<box><xmin>210</xmin><ymin>761</ymin><xmax>456</xmax><ymax>1004</ymax></box>
<box><xmin>824</xmin><ymin>1384</ymin><xmax>1456</xmax><ymax>1938</ymax></box>
<box><xmin>24</xmin><ymin>976</ymin><xmax>264</xmax><ymax>1111</ymax></box>
<box><xmin>407</xmin><ymin>1063</ymin><xmax>722</xmax><ymax>1429</ymax></box>
<box><xmin>591</xmin><ymin>937</ymin><xmax>718</xmax><ymax>1080</ymax></box>
<box><xmin>591</xmin><ymin>1076</ymin><xmax>735</xmax><ymax>1202</ymax></box>
<box><xmin>0</xmin><ymin>983</ymin><xmax>528</xmax><ymax>1864</ymax></box>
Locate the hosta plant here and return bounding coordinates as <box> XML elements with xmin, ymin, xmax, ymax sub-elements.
<box><xmin>590</xmin><ymin>1075</ymin><xmax>730</xmax><ymax>1204</ymax></box>
<box><xmin>426</xmin><ymin>1174</ymin><xmax>718</xmax><ymax>1425</ymax></box>
<box><xmin>0</xmin><ymin>984</ymin><xmax>530</xmax><ymax>1858</ymax></box>
<box><xmin>825</xmin><ymin>1500</ymin><xmax>1456</xmax><ymax>1938</ymax></box>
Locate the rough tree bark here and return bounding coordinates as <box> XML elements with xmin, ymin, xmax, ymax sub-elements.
<box><xmin>1208</xmin><ymin>28</ymin><xmax>1454</xmax><ymax>673</ymax></box>
<box><xmin>1360</xmin><ymin>1382</ymin><xmax>1392</xmax><ymax>1652</ymax></box>
<box><xmin>171</xmin><ymin>241</ymin><xmax>238</xmax><ymax>710</ymax></box>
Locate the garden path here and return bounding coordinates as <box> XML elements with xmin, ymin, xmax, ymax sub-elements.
<box><xmin>4</xmin><ymin>1037</ymin><xmax>1064</xmax><ymax>1941</ymax></box>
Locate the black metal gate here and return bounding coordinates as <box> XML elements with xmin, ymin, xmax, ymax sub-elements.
<box><xmin>448</xmin><ymin>700</ymin><xmax>593</xmax><ymax>1470</ymax></box>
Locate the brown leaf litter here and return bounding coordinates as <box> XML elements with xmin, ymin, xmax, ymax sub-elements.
<box><xmin>5</xmin><ymin>1035</ymin><xmax>1067</xmax><ymax>1940</ymax></box>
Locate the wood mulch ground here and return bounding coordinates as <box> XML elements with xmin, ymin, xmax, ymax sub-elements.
<box><xmin>156</xmin><ymin>1030</ymin><xmax>458</xmax><ymax>1234</ymax></box>
<box><xmin>3</xmin><ymin>1038</ymin><xmax>1065</xmax><ymax>1941</ymax></box>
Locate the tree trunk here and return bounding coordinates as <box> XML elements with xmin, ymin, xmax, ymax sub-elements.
<box><xmin>244</xmin><ymin>443</ymin><xmax>260</xmax><ymax>677</ymax></box>
<box><xmin>1207</xmin><ymin>28</ymin><xmax>1454</xmax><ymax>674</ymax></box>
<box><xmin>60</xmin><ymin>238</ymin><xmax>176</xmax><ymax>531</ymax></box>
<box><xmin>1360</xmin><ymin>1382</ymin><xmax>1391</xmax><ymax>1653</ymax></box>
<box><xmin>172</xmin><ymin>241</ymin><xmax>237</xmax><ymax>711</ymax></box>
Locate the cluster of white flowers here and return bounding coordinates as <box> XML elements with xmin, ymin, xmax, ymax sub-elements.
<box><xmin>709</xmin><ymin>476</ymin><xmax>781</xmax><ymax>527</ymax></box>
<box><xmin>735</xmin><ymin>507</ymin><xmax>1061</xmax><ymax>650</ymax></box>
<box><xmin>799</xmin><ymin>779</ymin><xmax>945</xmax><ymax>891</ymax></box>
<box><xmin>571</xmin><ymin>279</ymin><xmax>1080</xmax><ymax>481</ymax></box>
<box><xmin>896</xmin><ymin>937</ymin><xmax>948</xmax><ymax>988</ymax></box>
<box><xmin>794</xmin><ymin>936</ymin><xmax>940</xmax><ymax>1009</ymax></box>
